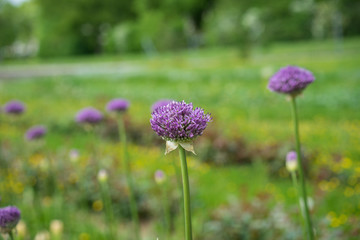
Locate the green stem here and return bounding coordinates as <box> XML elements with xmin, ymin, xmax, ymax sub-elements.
<box><xmin>100</xmin><ymin>180</ymin><xmax>116</xmax><ymax>240</ymax></box>
<box><xmin>172</xmin><ymin>158</ymin><xmax>183</xmax><ymax>197</ymax></box>
<box><xmin>290</xmin><ymin>97</ymin><xmax>315</xmax><ymax>240</ymax></box>
<box><xmin>290</xmin><ymin>172</ymin><xmax>298</xmax><ymax>194</ymax></box>
<box><xmin>118</xmin><ymin>116</ymin><xmax>140</xmax><ymax>240</ymax></box>
<box><xmin>291</xmin><ymin>171</ymin><xmax>307</xmax><ymax>239</ymax></box>
<box><xmin>9</xmin><ymin>231</ymin><xmax>14</xmax><ymax>240</ymax></box>
<box><xmin>178</xmin><ymin>146</ymin><xmax>193</xmax><ymax>240</ymax></box>
<box><xmin>171</xmin><ymin>157</ymin><xmax>184</xmax><ymax>232</ymax></box>
<box><xmin>162</xmin><ymin>182</ymin><xmax>172</xmax><ymax>238</ymax></box>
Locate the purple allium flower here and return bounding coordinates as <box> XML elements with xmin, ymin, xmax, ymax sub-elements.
<box><xmin>268</xmin><ymin>66</ymin><xmax>315</xmax><ymax>95</ymax></box>
<box><xmin>154</xmin><ymin>170</ymin><xmax>166</xmax><ymax>184</ymax></box>
<box><xmin>151</xmin><ymin>99</ymin><xmax>173</xmax><ymax>112</ymax></box>
<box><xmin>106</xmin><ymin>99</ymin><xmax>129</xmax><ymax>112</ymax></box>
<box><xmin>75</xmin><ymin>107</ymin><xmax>103</xmax><ymax>124</ymax></box>
<box><xmin>0</xmin><ymin>206</ymin><xmax>21</xmax><ymax>233</ymax></box>
<box><xmin>150</xmin><ymin>101</ymin><xmax>212</xmax><ymax>142</ymax></box>
<box><xmin>286</xmin><ymin>151</ymin><xmax>298</xmax><ymax>172</ymax></box>
<box><xmin>3</xmin><ymin>100</ymin><xmax>26</xmax><ymax>115</ymax></box>
<box><xmin>25</xmin><ymin>125</ymin><xmax>47</xmax><ymax>140</ymax></box>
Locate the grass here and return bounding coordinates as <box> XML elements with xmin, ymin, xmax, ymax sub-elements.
<box><xmin>1</xmin><ymin>38</ymin><xmax>359</xmax><ymax>155</ymax></box>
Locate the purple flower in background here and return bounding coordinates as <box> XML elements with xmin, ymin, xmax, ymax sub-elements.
<box><xmin>150</xmin><ymin>101</ymin><xmax>212</xmax><ymax>143</ymax></box>
<box><xmin>75</xmin><ymin>107</ymin><xmax>103</xmax><ymax>124</ymax></box>
<box><xmin>286</xmin><ymin>151</ymin><xmax>298</xmax><ymax>172</ymax></box>
<box><xmin>106</xmin><ymin>99</ymin><xmax>129</xmax><ymax>112</ymax></box>
<box><xmin>154</xmin><ymin>170</ymin><xmax>166</xmax><ymax>184</ymax></box>
<box><xmin>268</xmin><ymin>66</ymin><xmax>315</xmax><ymax>95</ymax></box>
<box><xmin>151</xmin><ymin>99</ymin><xmax>173</xmax><ymax>112</ymax></box>
<box><xmin>25</xmin><ymin>125</ymin><xmax>47</xmax><ymax>140</ymax></box>
<box><xmin>0</xmin><ymin>206</ymin><xmax>21</xmax><ymax>233</ymax></box>
<box><xmin>4</xmin><ymin>100</ymin><xmax>26</xmax><ymax>115</ymax></box>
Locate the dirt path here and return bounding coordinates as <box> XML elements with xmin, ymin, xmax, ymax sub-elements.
<box><xmin>0</xmin><ymin>61</ymin><xmax>146</xmax><ymax>80</ymax></box>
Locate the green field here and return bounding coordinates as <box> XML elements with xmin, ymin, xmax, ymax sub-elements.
<box><xmin>0</xmin><ymin>38</ymin><xmax>359</xmax><ymax>239</ymax></box>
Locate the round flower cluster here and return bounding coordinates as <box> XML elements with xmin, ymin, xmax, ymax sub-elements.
<box><xmin>268</xmin><ymin>66</ymin><xmax>315</xmax><ymax>95</ymax></box>
<box><xmin>106</xmin><ymin>99</ymin><xmax>130</xmax><ymax>112</ymax></box>
<box><xmin>150</xmin><ymin>101</ymin><xmax>212</xmax><ymax>142</ymax></box>
<box><xmin>75</xmin><ymin>107</ymin><xmax>103</xmax><ymax>124</ymax></box>
<box><xmin>0</xmin><ymin>206</ymin><xmax>21</xmax><ymax>233</ymax></box>
<box><xmin>4</xmin><ymin>100</ymin><xmax>26</xmax><ymax>115</ymax></box>
<box><xmin>25</xmin><ymin>125</ymin><xmax>47</xmax><ymax>140</ymax></box>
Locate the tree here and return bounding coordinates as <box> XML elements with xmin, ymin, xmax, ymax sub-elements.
<box><xmin>36</xmin><ymin>0</ymin><xmax>135</xmax><ymax>56</ymax></box>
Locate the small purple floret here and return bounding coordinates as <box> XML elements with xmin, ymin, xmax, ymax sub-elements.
<box><xmin>154</xmin><ymin>170</ymin><xmax>166</xmax><ymax>184</ymax></box>
<box><xmin>0</xmin><ymin>206</ymin><xmax>21</xmax><ymax>233</ymax></box>
<box><xmin>75</xmin><ymin>107</ymin><xmax>103</xmax><ymax>124</ymax></box>
<box><xmin>25</xmin><ymin>125</ymin><xmax>47</xmax><ymax>140</ymax></box>
<box><xmin>150</xmin><ymin>101</ymin><xmax>212</xmax><ymax>142</ymax></box>
<box><xmin>4</xmin><ymin>100</ymin><xmax>26</xmax><ymax>115</ymax></box>
<box><xmin>286</xmin><ymin>151</ymin><xmax>298</xmax><ymax>172</ymax></box>
<box><xmin>286</xmin><ymin>151</ymin><xmax>297</xmax><ymax>162</ymax></box>
<box><xmin>106</xmin><ymin>99</ymin><xmax>129</xmax><ymax>112</ymax></box>
<box><xmin>151</xmin><ymin>99</ymin><xmax>173</xmax><ymax>112</ymax></box>
<box><xmin>268</xmin><ymin>66</ymin><xmax>315</xmax><ymax>95</ymax></box>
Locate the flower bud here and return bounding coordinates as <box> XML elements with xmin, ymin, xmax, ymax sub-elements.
<box><xmin>34</xmin><ymin>231</ymin><xmax>50</xmax><ymax>240</ymax></box>
<box><xmin>154</xmin><ymin>170</ymin><xmax>166</xmax><ymax>184</ymax></box>
<box><xmin>16</xmin><ymin>220</ymin><xmax>27</xmax><ymax>238</ymax></box>
<box><xmin>286</xmin><ymin>151</ymin><xmax>298</xmax><ymax>172</ymax></box>
<box><xmin>69</xmin><ymin>149</ymin><xmax>80</xmax><ymax>163</ymax></box>
<box><xmin>97</xmin><ymin>169</ymin><xmax>108</xmax><ymax>182</ymax></box>
<box><xmin>50</xmin><ymin>219</ymin><xmax>63</xmax><ymax>236</ymax></box>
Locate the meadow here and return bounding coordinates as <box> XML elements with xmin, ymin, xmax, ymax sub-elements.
<box><xmin>0</xmin><ymin>37</ymin><xmax>359</xmax><ymax>239</ymax></box>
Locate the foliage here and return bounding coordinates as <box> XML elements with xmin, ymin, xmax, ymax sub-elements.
<box><xmin>2</xmin><ymin>0</ymin><xmax>360</xmax><ymax>57</ymax></box>
<box><xmin>0</xmin><ymin>0</ymin><xmax>34</xmax><ymax>58</ymax></box>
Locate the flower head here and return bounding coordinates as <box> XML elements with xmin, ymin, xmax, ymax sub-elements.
<box><xmin>150</xmin><ymin>101</ymin><xmax>211</xmax><ymax>154</ymax></box>
<box><xmin>106</xmin><ymin>99</ymin><xmax>129</xmax><ymax>112</ymax></box>
<box><xmin>151</xmin><ymin>99</ymin><xmax>173</xmax><ymax>112</ymax></box>
<box><xmin>150</xmin><ymin>101</ymin><xmax>211</xmax><ymax>142</ymax></box>
<box><xmin>0</xmin><ymin>206</ymin><xmax>21</xmax><ymax>233</ymax></box>
<box><xmin>286</xmin><ymin>151</ymin><xmax>298</xmax><ymax>172</ymax></box>
<box><xmin>154</xmin><ymin>170</ymin><xmax>166</xmax><ymax>184</ymax></box>
<box><xmin>25</xmin><ymin>125</ymin><xmax>47</xmax><ymax>141</ymax></box>
<box><xmin>268</xmin><ymin>66</ymin><xmax>315</xmax><ymax>96</ymax></box>
<box><xmin>75</xmin><ymin>107</ymin><xmax>103</xmax><ymax>124</ymax></box>
<box><xmin>4</xmin><ymin>100</ymin><xmax>26</xmax><ymax>115</ymax></box>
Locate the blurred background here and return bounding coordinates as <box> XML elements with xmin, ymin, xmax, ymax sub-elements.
<box><xmin>0</xmin><ymin>0</ymin><xmax>360</xmax><ymax>58</ymax></box>
<box><xmin>0</xmin><ymin>0</ymin><xmax>360</xmax><ymax>239</ymax></box>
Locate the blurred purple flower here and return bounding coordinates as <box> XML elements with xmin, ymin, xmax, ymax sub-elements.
<box><xmin>75</xmin><ymin>107</ymin><xmax>103</xmax><ymax>124</ymax></box>
<box><xmin>154</xmin><ymin>170</ymin><xmax>166</xmax><ymax>184</ymax></box>
<box><xmin>25</xmin><ymin>125</ymin><xmax>47</xmax><ymax>140</ymax></box>
<box><xmin>150</xmin><ymin>101</ymin><xmax>212</xmax><ymax>142</ymax></box>
<box><xmin>106</xmin><ymin>99</ymin><xmax>129</xmax><ymax>112</ymax></box>
<box><xmin>4</xmin><ymin>100</ymin><xmax>26</xmax><ymax>115</ymax></box>
<box><xmin>268</xmin><ymin>66</ymin><xmax>315</xmax><ymax>95</ymax></box>
<box><xmin>286</xmin><ymin>151</ymin><xmax>298</xmax><ymax>172</ymax></box>
<box><xmin>151</xmin><ymin>99</ymin><xmax>173</xmax><ymax>112</ymax></box>
<box><xmin>0</xmin><ymin>206</ymin><xmax>21</xmax><ymax>233</ymax></box>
